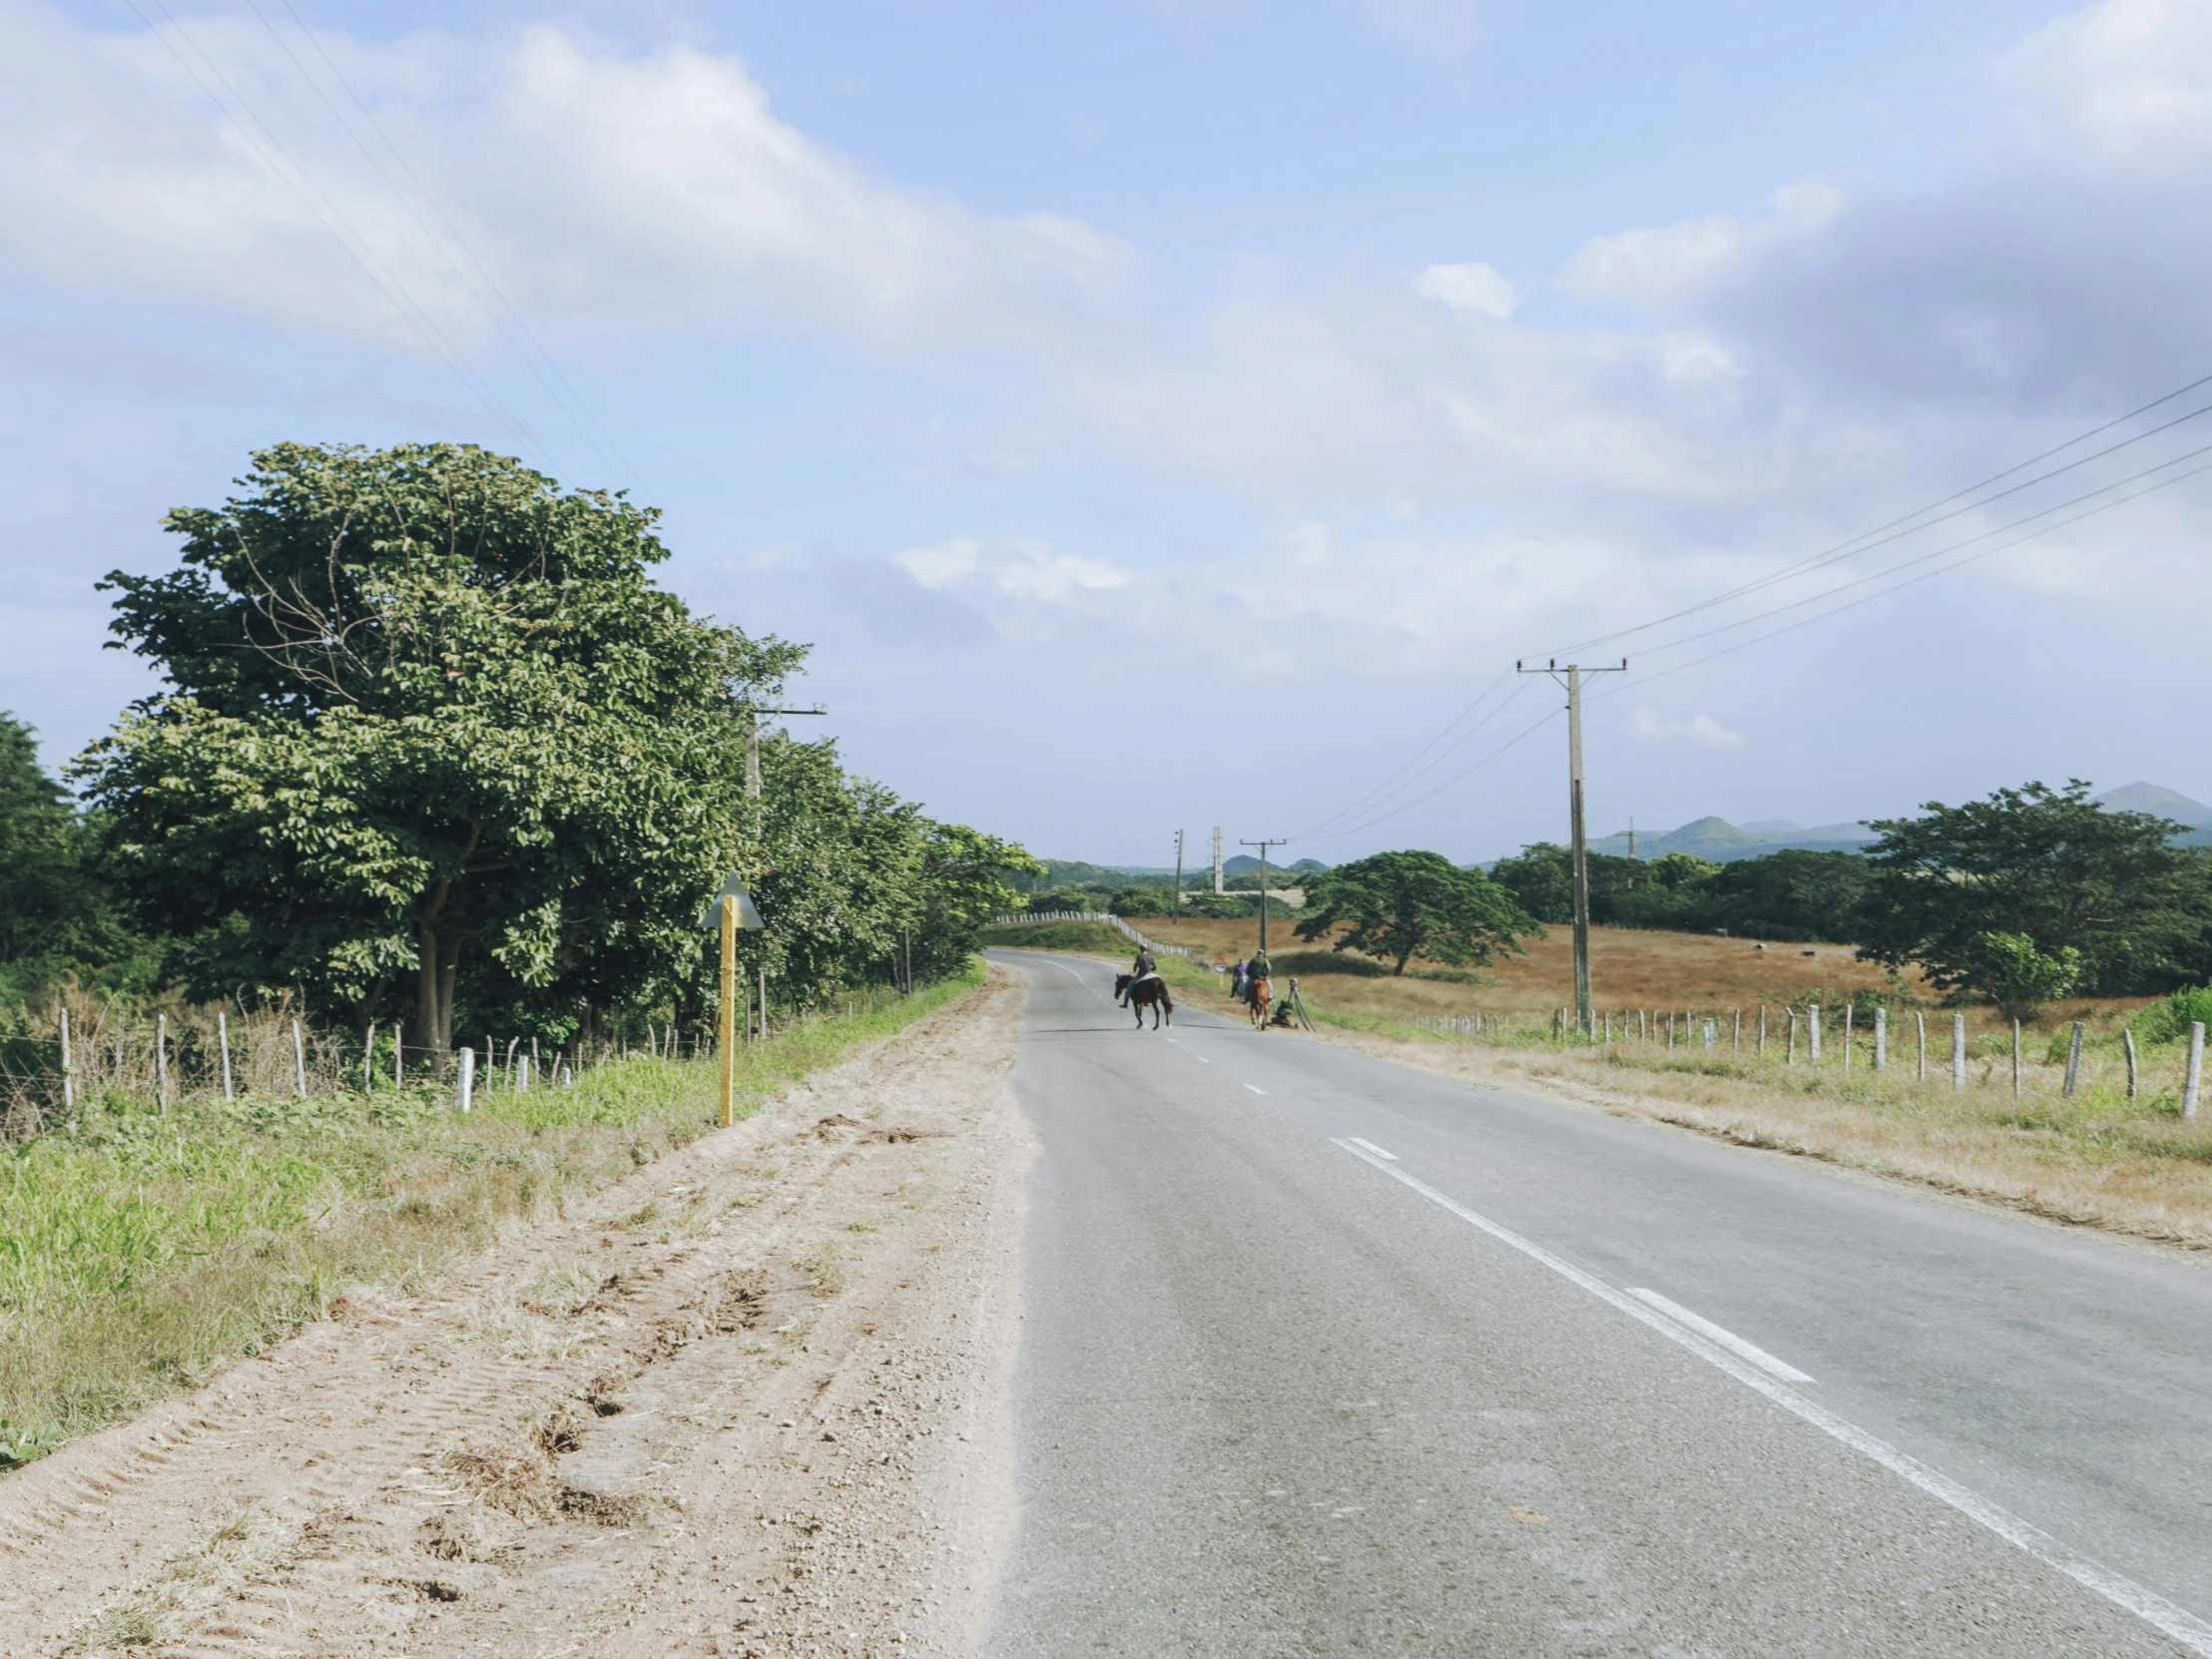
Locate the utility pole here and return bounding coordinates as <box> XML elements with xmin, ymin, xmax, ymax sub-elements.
<box><xmin>1241</xmin><ymin>838</ymin><xmax>1287</xmax><ymax>954</ymax></box>
<box><xmin>1516</xmin><ymin>660</ymin><xmax>1626</xmax><ymax>1038</ymax></box>
<box><xmin>1173</xmin><ymin>830</ymin><xmax>1185</xmax><ymax>927</ymax></box>
<box><xmin>1212</xmin><ymin>828</ymin><xmax>1224</xmax><ymax>894</ymax></box>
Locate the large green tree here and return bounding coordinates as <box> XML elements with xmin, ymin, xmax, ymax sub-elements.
<box><xmin>1855</xmin><ymin>780</ymin><xmax>2207</xmax><ymax>1000</ymax></box>
<box><xmin>0</xmin><ymin>713</ymin><xmax>136</xmax><ymax>983</ymax></box>
<box><xmin>1294</xmin><ymin>849</ymin><xmax>1538</xmax><ymax>974</ymax></box>
<box><xmin>78</xmin><ymin>442</ymin><xmax>801</xmax><ymax>1049</ymax></box>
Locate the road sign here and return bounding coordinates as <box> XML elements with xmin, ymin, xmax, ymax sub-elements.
<box><xmin>699</xmin><ymin>872</ymin><xmax>765</xmax><ymax>931</ymax></box>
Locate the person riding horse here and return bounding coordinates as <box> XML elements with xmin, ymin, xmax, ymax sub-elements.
<box><xmin>1120</xmin><ymin>945</ymin><xmax>1158</xmax><ymax>1005</ymax></box>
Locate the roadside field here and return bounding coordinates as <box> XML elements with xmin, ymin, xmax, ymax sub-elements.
<box><xmin>0</xmin><ymin>965</ymin><xmax>984</xmax><ymax>1469</ymax></box>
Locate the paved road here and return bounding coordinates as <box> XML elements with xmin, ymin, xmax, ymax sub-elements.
<box><xmin>982</xmin><ymin>950</ymin><xmax>2212</xmax><ymax>1657</ymax></box>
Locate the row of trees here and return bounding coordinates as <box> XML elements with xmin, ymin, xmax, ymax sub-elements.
<box><xmin>1287</xmin><ymin>784</ymin><xmax>2212</xmax><ymax>1021</ymax></box>
<box><xmin>3</xmin><ymin>442</ymin><xmax>1040</xmax><ymax>1052</ymax></box>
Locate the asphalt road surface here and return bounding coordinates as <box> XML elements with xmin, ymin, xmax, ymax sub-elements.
<box><xmin>982</xmin><ymin>949</ymin><xmax>2212</xmax><ymax>1657</ymax></box>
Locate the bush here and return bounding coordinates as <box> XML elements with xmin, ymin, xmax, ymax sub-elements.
<box><xmin>2133</xmin><ymin>987</ymin><xmax>2212</xmax><ymax>1047</ymax></box>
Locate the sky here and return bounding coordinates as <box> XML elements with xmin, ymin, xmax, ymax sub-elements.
<box><xmin>6</xmin><ymin>0</ymin><xmax>2212</xmax><ymax>868</ymax></box>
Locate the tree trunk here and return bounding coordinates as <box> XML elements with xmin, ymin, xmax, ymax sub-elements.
<box><xmin>435</xmin><ymin>933</ymin><xmax>463</xmax><ymax>1054</ymax></box>
<box><xmin>415</xmin><ymin>924</ymin><xmax>442</xmax><ymax>1054</ymax></box>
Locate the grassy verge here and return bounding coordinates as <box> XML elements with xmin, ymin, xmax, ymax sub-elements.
<box><xmin>0</xmin><ymin>963</ymin><xmax>985</xmax><ymax>1469</ymax></box>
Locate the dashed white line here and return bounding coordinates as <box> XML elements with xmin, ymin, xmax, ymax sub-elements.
<box><xmin>1347</xmin><ymin>1137</ymin><xmax>1398</xmax><ymax>1161</ymax></box>
<box><xmin>1627</xmin><ymin>1288</ymin><xmax>1815</xmax><ymax>1383</ymax></box>
<box><xmin>1245</xmin><ymin>1084</ymin><xmax>1268</xmax><ymax>1095</ymax></box>
<box><xmin>1329</xmin><ymin>1137</ymin><xmax>2212</xmax><ymax>1658</ymax></box>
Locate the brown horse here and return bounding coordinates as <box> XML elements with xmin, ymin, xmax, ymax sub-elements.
<box><xmin>1114</xmin><ymin>973</ymin><xmax>1173</xmax><ymax>1029</ymax></box>
<box><xmin>1247</xmin><ymin>976</ymin><xmax>1274</xmax><ymax>1030</ymax></box>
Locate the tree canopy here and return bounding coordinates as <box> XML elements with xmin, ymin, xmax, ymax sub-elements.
<box><xmin>1855</xmin><ymin>780</ymin><xmax>2211</xmax><ymax>1000</ymax></box>
<box><xmin>1293</xmin><ymin>849</ymin><xmax>1538</xmax><ymax>974</ymax></box>
<box><xmin>75</xmin><ymin>442</ymin><xmax>1036</xmax><ymax>1046</ymax></box>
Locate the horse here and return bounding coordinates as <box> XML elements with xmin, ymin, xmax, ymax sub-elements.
<box><xmin>1247</xmin><ymin>975</ymin><xmax>1274</xmax><ymax>1030</ymax></box>
<box><xmin>1114</xmin><ymin>973</ymin><xmax>1173</xmax><ymax>1029</ymax></box>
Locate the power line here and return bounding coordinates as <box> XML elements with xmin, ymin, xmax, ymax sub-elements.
<box><xmin>125</xmin><ymin>0</ymin><xmax>553</xmax><ymax>465</ymax></box>
<box><xmin>1290</xmin><ymin>670</ymin><xmax>1522</xmax><ymax>838</ymax></box>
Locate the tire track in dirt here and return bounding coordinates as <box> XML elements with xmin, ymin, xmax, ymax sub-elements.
<box><xmin>0</xmin><ymin>970</ymin><xmax>1027</xmax><ymax>1658</ymax></box>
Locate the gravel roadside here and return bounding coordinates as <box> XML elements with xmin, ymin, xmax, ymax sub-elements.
<box><xmin>0</xmin><ymin>967</ymin><xmax>1029</xmax><ymax>1659</ymax></box>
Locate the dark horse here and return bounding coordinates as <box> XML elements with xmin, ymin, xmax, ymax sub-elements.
<box><xmin>1114</xmin><ymin>972</ymin><xmax>1174</xmax><ymax>1029</ymax></box>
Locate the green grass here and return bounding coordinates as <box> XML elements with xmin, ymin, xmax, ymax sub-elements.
<box><xmin>977</xmin><ymin>921</ymin><xmax>1129</xmax><ymax>953</ymax></box>
<box><xmin>0</xmin><ymin>962</ymin><xmax>984</xmax><ymax>1469</ymax></box>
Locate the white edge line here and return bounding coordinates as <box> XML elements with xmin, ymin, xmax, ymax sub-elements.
<box><xmin>1245</xmin><ymin>1084</ymin><xmax>1268</xmax><ymax>1095</ymax></box>
<box><xmin>1626</xmin><ymin>1288</ymin><xmax>1816</xmax><ymax>1383</ymax></box>
<box><xmin>1328</xmin><ymin>1138</ymin><xmax>2212</xmax><ymax>1657</ymax></box>
<box><xmin>1347</xmin><ymin>1137</ymin><xmax>1399</xmax><ymax>1161</ymax></box>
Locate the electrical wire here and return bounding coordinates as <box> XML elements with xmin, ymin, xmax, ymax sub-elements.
<box><xmin>1300</xmin><ymin>703</ymin><xmax>1563</xmax><ymax>848</ymax></box>
<box><xmin>1289</xmin><ymin>669</ymin><xmax>1521</xmax><ymax>838</ymax></box>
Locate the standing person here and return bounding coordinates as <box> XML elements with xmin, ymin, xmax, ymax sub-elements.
<box><xmin>1231</xmin><ymin>958</ymin><xmax>1249</xmax><ymax>1001</ymax></box>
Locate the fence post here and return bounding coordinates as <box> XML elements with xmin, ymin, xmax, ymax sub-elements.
<box><xmin>1917</xmin><ymin>1011</ymin><xmax>1927</xmax><ymax>1082</ymax></box>
<box><xmin>1733</xmin><ymin>1008</ymin><xmax>1741</xmax><ymax>1052</ymax></box>
<box><xmin>1952</xmin><ymin>1014</ymin><xmax>1966</xmax><ymax>1092</ymax></box>
<box><xmin>1810</xmin><ymin>1004</ymin><xmax>1822</xmax><ymax>1064</ymax></box>
<box><xmin>220</xmin><ymin>1009</ymin><xmax>235</xmax><ymax>1101</ymax></box>
<box><xmin>2063</xmin><ymin>1021</ymin><xmax>2085</xmax><ymax>1098</ymax></box>
<box><xmin>2187</xmin><ymin>1023</ymin><xmax>2205</xmax><ymax>1121</ymax></box>
<box><xmin>1842</xmin><ymin>1004</ymin><xmax>1853</xmax><ymax>1070</ymax></box>
<box><xmin>2124</xmin><ymin>1027</ymin><xmax>2139</xmax><ymax>1100</ymax></box>
<box><xmin>394</xmin><ymin>1022</ymin><xmax>403</xmax><ymax>1089</ymax></box>
<box><xmin>1875</xmin><ymin>1006</ymin><xmax>1886</xmax><ymax>1074</ymax></box>
<box><xmin>1758</xmin><ymin>1005</ymin><xmax>1766</xmax><ymax>1057</ymax></box>
<box><xmin>292</xmin><ymin>1017</ymin><xmax>307</xmax><ymax>1098</ymax></box>
<box><xmin>58</xmin><ymin>1005</ymin><xmax>74</xmax><ymax>1111</ymax></box>
<box><xmin>457</xmin><ymin>1046</ymin><xmax>475</xmax><ymax>1114</ymax></box>
<box><xmin>1787</xmin><ymin>1008</ymin><xmax>1797</xmax><ymax>1065</ymax></box>
<box><xmin>1703</xmin><ymin>1017</ymin><xmax>1715</xmax><ymax>1051</ymax></box>
<box><xmin>2013</xmin><ymin>1018</ymin><xmax>2022</xmax><ymax>1101</ymax></box>
<box><xmin>156</xmin><ymin>1012</ymin><xmax>170</xmax><ymax>1112</ymax></box>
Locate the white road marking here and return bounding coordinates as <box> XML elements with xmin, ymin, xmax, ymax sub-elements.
<box><xmin>1626</xmin><ymin>1288</ymin><xmax>1815</xmax><ymax>1383</ymax></box>
<box><xmin>1347</xmin><ymin>1137</ymin><xmax>1398</xmax><ymax>1161</ymax></box>
<box><xmin>1197</xmin><ymin>1056</ymin><xmax>1212</xmax><ymax>1065</ymax></box>
<box><xmin>1245</xmin><ymin>1084</ymin><xmax>1268</xmax><ymax>1095</ymax></box>
<box><xmin>1330</xmin><ymin>1138</ymin><xmax>2212</xmax><ymax>1658</ymax></box>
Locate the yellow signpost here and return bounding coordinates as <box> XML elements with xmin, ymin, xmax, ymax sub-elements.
<box><xmin>719</xmin><ymin>893</ymin><xmax>738</xmax><ymax>1128</ymax></box>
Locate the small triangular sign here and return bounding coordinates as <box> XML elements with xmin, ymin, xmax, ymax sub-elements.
<box><xmin>700</xmin><ymin>872</ymin><xmax>766</xmax><ymax>931</ymax></box>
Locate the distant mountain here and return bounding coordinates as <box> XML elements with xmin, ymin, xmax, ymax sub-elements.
<box><xmin>1584</xmin><ymin>816</ymin><xmax>1876</xmax><ymax>863</ymax></box>
<box><xmin>2096</xmin><ymin>783</ymin><xmax>2212</xmax><ymax>828</ymax></box>
<box><xmin>1220</xmin><ymin>854</ymin><xmax>1328</xmax><ymax>875</ymax></box>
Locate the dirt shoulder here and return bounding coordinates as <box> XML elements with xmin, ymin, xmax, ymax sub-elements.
<box><xmin>0</xmin><ymin>967</ymin><xmax>1030</xmax><ymax>1659</ymax></box>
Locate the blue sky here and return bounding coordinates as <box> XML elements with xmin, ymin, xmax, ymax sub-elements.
<box><xmin>6</xmin><ymin>0</ymin><xmax>2211</xmax><ymax>867</ymax></box>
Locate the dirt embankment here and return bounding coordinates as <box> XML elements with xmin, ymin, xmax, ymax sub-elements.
<box><xmin>0</xmin><ymin>970</ymin><xmax>1030</xmax><ymax>1659</ymax></box>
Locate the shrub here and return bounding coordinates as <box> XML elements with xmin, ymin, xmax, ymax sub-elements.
<box><xmin>2133</xmin><ymin>987</ymin><xmax>2212</xmax><ymax>1047</ymax></box>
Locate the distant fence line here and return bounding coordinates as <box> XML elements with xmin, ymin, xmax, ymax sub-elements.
<box><xmin>987</xmin><ymin>911</ymin><xmax>1195</xmax><ymax>958</ymax></box>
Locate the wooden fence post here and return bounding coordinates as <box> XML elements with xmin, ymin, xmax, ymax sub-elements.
<box><xmin>219</xmin><ymin>1008</ymin><xmax>235</xmax><ymax>1101</ymax></box>
<box><xmin>292</xmin><ymin>1017</ymin><xmax>307</xmax><ymax>1098</ymax></box>
<box><xmin>2187</xmin><ymin>1023</ymin><xmax>2205</xmax><ymax>1121</ymax></box>
<box><xmin>1787</xmin><ymin>1008</ymin><xmax>1797</xmax><ymax>1065</ymax></box>
<box><xmin>1952</xmin><ymin>1014</ymin><xmax>1966</xmax><ymax>1093</ymax></box>
<box><xmin>2063</xmin><ymin>1021</ymin><xmax>2085</xmax><ymax>1098</ymax></box>
<box><xmin>1875</xmin><ymin>1006</ymin><xmax>1886</xmax><ymax>1073</ymax></box>
<box><xmin>2124</xmin><ymin>1027</ymin><xmax>2139</xmax><ymax>1100</ymax></box>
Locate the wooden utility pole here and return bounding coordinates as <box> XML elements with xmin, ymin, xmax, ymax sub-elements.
<box><xmin>1518</xmin><ymin>659</ymin><xmax>1626</xmax><ymax>1039</ymax></box>
<box><xmin>1241</xmin><ymin>837</ymin><xmax>1288</xmax><ymax>954</ymax></box>
<box><xmin>1173</xmin><ymin>830</ymin><xmax>1185</xmax><ymax>928</ymax></box>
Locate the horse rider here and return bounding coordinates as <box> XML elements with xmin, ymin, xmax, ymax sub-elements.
<box><xmin>1247</xmin><ymin>946</ymin><xmax>1273</xmax><ymax>1004</ymax></box>
<box><xmin>1121</xmin><ymin>944</ymin><xmax>1158</xmax><ymax>1004</ymax></box>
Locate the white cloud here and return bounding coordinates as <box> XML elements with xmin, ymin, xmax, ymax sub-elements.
<box><xmin>894</xmin><ymin>538</ymin><xmax>982</xmax><ymax>589</ymax></box>
<box><xmin>1361</xmin><ymin>0</ymin><xmax>1483</xmax><ymax>57</ymax></box>
<box><xmin>1630</xmin><ymin>707</ymin><xmax>1746</xmax><ymax>749</ymax></box>
<box><xmin>2002</xmin><ymin>0</ymin><xmax>2212</xmax><ymax>165</ymax></box>
<box><xmin>0</xmin><ymin>6</ymin><xmax>1131</xmax><ymax>353</ymax></box>
<box><xmin>1414</xmin><ymin>262</ymin><xmax>1517</xmax><ymax>318</ymax></box>
<box><xmin>895</xmin><ymin>538</ymin><xmax>1128</xmax><ymax>605</ymax></box>
<box><xmin>1560</xmin><ymin>181</ymin><xmax>1845</xmax><ymax>311</ymax></box>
